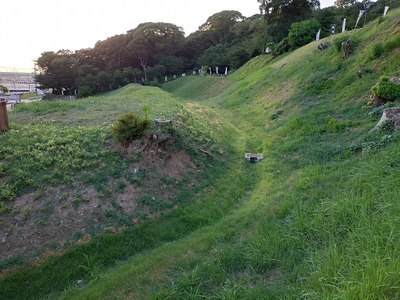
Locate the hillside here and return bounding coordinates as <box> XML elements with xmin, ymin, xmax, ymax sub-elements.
<box><xmin>1</xmin><ymin>8</ymin><xmax>400</xmax><ymax>299</ymax></box>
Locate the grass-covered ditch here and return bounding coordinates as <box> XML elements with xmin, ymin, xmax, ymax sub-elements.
<box><xmin>1</xmin><ymin>9</ymin><xmax>400</xmax><ymax>300</ymax></box>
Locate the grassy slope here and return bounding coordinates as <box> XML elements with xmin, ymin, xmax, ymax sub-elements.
<box><xmin>0</xmin><ymin>84</ymin><xmax>246</xmax><ymax>299</ymax></box>
<box><xmin>63</xmin><ymin>10</ymin><xmax>400</xmax><ymax>299</ymax></box>
<box><xmin>2</xmin><ymin>9</ymin><xmax>400</xmax><ymax>299</ymax></box>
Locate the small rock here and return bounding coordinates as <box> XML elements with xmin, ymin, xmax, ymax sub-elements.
<box><xmin>371</xmin><ymin>107</ymin><xmax>400</xmax><ymax>131</ymax></box>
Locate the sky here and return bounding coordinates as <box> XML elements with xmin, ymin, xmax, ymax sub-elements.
<box><xmin>0</xmin><ymin>0</ymin><xmax>336</xmax><ymax>70</ymax></box>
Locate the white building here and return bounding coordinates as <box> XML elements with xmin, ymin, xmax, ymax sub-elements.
<box><xmin>0</xmin><ymin>67</ymin><xmax>36</xmax><ymax>93</ymax></box>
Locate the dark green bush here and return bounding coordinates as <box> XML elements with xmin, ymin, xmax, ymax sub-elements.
<box><xmin>273</xmin><ymin>38</ymin><xmax>289</xmax><ymax>56</ymax></box>
<box><xmin>78</xmin><ymin>85</ymin><xmax>94</xmax><ymax>98</ymax></box>
<box><xmin>288</xmin><ymin>18</ymin><xmax>321</xmax><ymax>50</ymax></box>
<box><xmin>371</xmin><ymin>76</ymin><xmax>400</xmax><ymax>102</ymax></box>
<box><xmin>112</xmin><ymin>112</ymin><xmax>150</xmax><ymax>143</ymax></box>
<box><xmin>370</xmin><ymin>42</ymin><xmax>385</xmax><ymax>59</ymax></box>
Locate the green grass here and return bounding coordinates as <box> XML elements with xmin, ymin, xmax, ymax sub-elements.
<box><xmin>1</xmin><ymin>8</ymin><xmax>400</xmax><ymax>300</ymax></box>
<box><xmin>0</xmin><ymin>82</ymin><xmax>232</xmax><ymax>288</ymax></box>
<box><xmin>20</xmin><ymin>92</ymin><xmax>38</xmax><ymax>100</ymax></box>
<box><xmin>163</xmin><ymin>76</ymin><xmax>232</xmax><ymax>101</ymax></box>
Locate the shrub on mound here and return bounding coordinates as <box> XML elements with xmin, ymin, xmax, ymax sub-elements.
<box><xmin>372</xmin><ymin>76</ymin><xmax>400</xmax><ymax>102</ymax></box>
<box><xmin>112</xmin><ymin>112</ymin><xmax>150</xmax><ymax>143</ymax></box>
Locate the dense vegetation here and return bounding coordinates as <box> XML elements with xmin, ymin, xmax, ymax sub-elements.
<box><xmin>35</xmin><ymin>0</ymin><xmax>399</xmax><ymax>98</ymax></box>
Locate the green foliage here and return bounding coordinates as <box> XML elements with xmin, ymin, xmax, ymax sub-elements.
<box><xmin>313</xmin><ymin>7</ymin><xmax>341</xmax><ymax>38</ymax></box>
<box><xmin>384</xmin><ymin>34</ymin><xmax>400</xmax><ymax>52</ymax></box>
<box><xmin>371</xmin><ymin>76</ymin><xmax>400</xmax><ymax>101</ymax></box>
<box><xmin>198</xmin><ymin>10</ymin><xmax>244</xmax><ymax>44</ymax></box>
<box><xmin>334</xmin><ymin>0</ymin><xmax>356</xmax><ymax>8</ymax></box>
<box><xmin>273</xmin><ymin>37</ymin><xmax>290</xmax><ymax>56</ymax></box>
<box><xmin>112</xmin><ymin>112</ymin><xmax>150</xmax><ymax>143</ymax></box>
<box><xmin>0</xmin><ymin>85</ymin><xmax>9</xmax><ymax>93</ymax></box>
<box><xmin>0</xmin><ymin>182</ymin><xmax>14</xmax><ymax>202</ymax></box>
<box><xmin>79</xmin><ymin>253</ymin><xmax>102</xmax><ymax>282</ymax></box>
<box><xmin>370</xmin><ymin>42</ymin><xmax>385</xmax><ymax>59</ymax></box>
<box><xmin>334</xmin><ymin>35</ymin><xmax>351</xmax><ymax>52</ymax></box>
<box><xmin>288</xmin><ymin>18</ymin><xmax>321</xmax><ymax>50</ymax></box>
<box><xmin>0</xmin><ymin>183</ymin><xmax>14</xmax><ymax>213</ymax></box>
<box><xmin>259</xmin><ymin>0</ymin><xmax>319</xmax><ymax>41</ymax></box>
<box><xmin>78</xmin><ymin>85</ymin><xmax>94</xmax><ymax>98</ymax></box>
<box><xmin>35</xmin><ymin>50</ymin><xmax>77</xmax><ymax>95</ymax></box>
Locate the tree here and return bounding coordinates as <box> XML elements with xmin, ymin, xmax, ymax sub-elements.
<box><xmin>258</xmin><ymin>0</ymin><xmax>320</xmax><ymax>41</ymax></box>
<box><xmin>93</xmin><ymin>34</ymin><xmax>128</xmax><ymax>70</ymax></box>
<box><xmin>334</xmin><ymin>0</ymin><xmax>356</xmax><ymax>8</ymax></box>
<box><xmin>121</xmin><ymin>67</ymin><xmax>143</xmax><ymax>84</ymax></box>
<box><xmin>36</xmin><ymin>50</ymin><xmax>77</xmax><ymax>95</ymax></box>
<box><xmin>147</xmin><ymin>65</ymin><xmax>167</xmax><ymax>82</ymax></box>
<box><xmin>288</xmin><ymin>18</ymin><xmax>321</xmax><ymax>49</ymax></box>
<box><xmin>258</xmin><ymin>0</ymin><xmax>320</xmax><ymax>15</ymax></box>
<box><xmin>198</xmin><ymin>10</ymin><xmax>245</xmax><ymax>45</ymax></box>
<box><xmin>126</xmin><ymin>22</ymin><xmax>186</xmax><ymax>82</ymax></box>
<box><xmin>198</xmin><ymin>44</ymin><xmax>229</xmax><ymax>67</ymax></box>
<box><xmin>313</xmin><ymin>7</ymin><xmax>341</xmax><ymax>37</ymax></box>
<box><xmin>159</xmin><ymin>55</ymin><xmax>185</xmax><ymax>75</ymax></box>
<box><xmin>127</xmin><ymin>22</ymin><xmax>185</xmax><ymax>65</ymax></box>
<box><xmin>0</xmin><ymin>85</ymin><xmax>8</xmax><ymax>94</ymax></box>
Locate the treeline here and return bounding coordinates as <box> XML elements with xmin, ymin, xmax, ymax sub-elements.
<box><xmin>36</xmin><ymin>0</ymin><xmax>398</xmax><ymax>97</ymax></box>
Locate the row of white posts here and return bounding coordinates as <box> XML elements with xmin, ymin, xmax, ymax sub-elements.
<box><xmin>316</xmin><ymin>6</ymin><xmax>390</xmax><ymax>41</ymax></box>
<box><xmin>164</xmin><ymin>67</ymin><xmax>229</xmax><ymax>82</ymax></box>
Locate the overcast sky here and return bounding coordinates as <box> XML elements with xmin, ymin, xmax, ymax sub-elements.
<box><xmin>0</xmin><ymin>0</ymin><xmax>336</xmax><ymax>70</ymax></box>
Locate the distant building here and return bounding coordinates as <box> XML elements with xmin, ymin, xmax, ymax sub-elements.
<box><xmin>0</xmin><ymin>67</ymin><xmax>36</xmax><ymax>93</ymax></box>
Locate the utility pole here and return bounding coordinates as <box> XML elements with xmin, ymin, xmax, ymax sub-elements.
<box><xmin>364</xmin><ymin>1</ymin><xmax>372</xmax><ymax>27</ymax></box>
<box><xmin>34</xmin><ymin>63</ymin><xmax>37</xmax><ymax>94</ymax></box>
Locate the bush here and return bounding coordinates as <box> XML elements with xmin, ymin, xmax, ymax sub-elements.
<box><xmin>370</xmin><ymin>42</ymin><xmax>385</xmax><ymax>59</ymax></box>
<box><xmin>0</xmin><ymin>182</ymin><xmax>14</xmax><ymax>202</ymax></box>
<box><xmin>42</xmin><ymin>93</ymin><xmax>57</xmax><ymax>101</ymax></box>
<box><xmin>112</xmin><ymin>112</ymin><xmax>150</xmax><ymax>143</ymax></box>
<box><xmin>371</xmin><ymin>76</ymin><xmax>400</xmax><ymax>102</ymax></box>
<box><xmin>78</xmin><ymin>85</ymin><xmax>94</xmax><ymax>98</ymax></box>
<box><xmin>288</xmin><ymin>18</ymin><xmax>321</xmax><ymax>50</ymax></box>
<box><xmin>273</xmin><ymin>38</ymin><xmax>290</xmax><ymax>56</ymax></box>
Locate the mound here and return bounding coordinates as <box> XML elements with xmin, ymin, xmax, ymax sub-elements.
<box><xmin>0</xmin><ymin>85</ymin><xmax>224</xmax><ymax>265</ymax></box>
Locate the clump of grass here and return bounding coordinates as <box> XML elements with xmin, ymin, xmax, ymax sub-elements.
<box><xmin>370</xmin><ymin>42</ymin><xmax>385</xmax><ymax>59</ymax></box>
<box><xmin>0</xmin><ymin>182</ymin><xmax>14</xmax><ymax>202</ymax></box>
<box><xmin>384</xmin><ymin>35</ymin><xmax>400</xmax><ymax>52</ymax></box>
<box><xmin>137</xmin><ymin>194</ymin><xmax>171</xmax><ymax>212</ymax></box>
